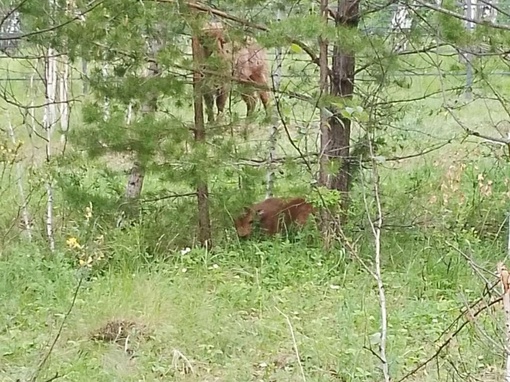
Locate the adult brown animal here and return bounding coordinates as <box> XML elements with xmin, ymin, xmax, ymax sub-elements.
<box><xmin>234</xmin><ymin>197</ymin><xmax>315</xmax><ymax>238</ymax></box>
<box><xmin>198</xmin><ymin>22</ymin><xmax>270</xmax><ymax>123</ymax></box>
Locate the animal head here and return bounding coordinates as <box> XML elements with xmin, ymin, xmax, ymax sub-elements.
<box><xmin>234</xmin><ymin>206</ymin><xmax>263</xmax><ymax>238</ymax></box>
<box><xmin>200</xmin><ymin>21</ymin><xmax>228</xmax><ymax>54</ymax></box>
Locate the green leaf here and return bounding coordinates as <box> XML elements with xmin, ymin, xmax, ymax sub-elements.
<box><xmin>290</xmin><ymin>43</ymin><xmax>303</xmax><ymax>53</ymax></box>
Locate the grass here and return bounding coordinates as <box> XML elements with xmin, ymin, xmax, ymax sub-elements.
<box><xmin>0</xmin><ymin>237</ymin><xmax>503</xmax><ymax>382</ymax></box>
<box><xmin>0</xmin><ymin>41</ymin><xmax>510</xmax><ymax>381</ymax></box>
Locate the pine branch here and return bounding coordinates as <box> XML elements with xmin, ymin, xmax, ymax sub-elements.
<box><xmin>153</xmin><ymin>0</ymin><xmax>321</xmax><ymax>66</ymax></box>
<box><xmin>0</xmin><ymin>0</ymin><xmax>105</xmax><ymax>42</ymax></box>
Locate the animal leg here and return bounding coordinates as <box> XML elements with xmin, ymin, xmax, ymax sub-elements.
<box><xmin>252</xmin><ymin>72</ymin><xmax>271</xmax><ymax>117</ymax></box>
<box><xmin>203</xmin><ymin>92</ymin><xmax>215</xmax><ymax>123</ymax></box>
<box><xmin>216</xmin><ymin>86</ymin><xmax>228</xmax><ymax>121</ymax></box>
<box><xmin>259</xmin><ymin>90</ymin><xmax>271</xmax><ymax>117</ymax></box>
<box><xmin>241</xmin><ymin>92</ymin><xmax>257</xmax><ymax>118</ymax></box>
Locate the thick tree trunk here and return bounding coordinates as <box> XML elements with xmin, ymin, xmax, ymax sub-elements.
<box><xmin>191</xmin><ymin>29</ymin><xmax>212</xmax><ymax>248</ymax></box>
<box><xmin>319</xmin><ymin>0</ymin><xmax>358</xmax><ymax>227</ymax></box>
<box><xmin>329</xmin><ymin>42</ymin><xmax>353</xmax><ymax>202</ymax></box>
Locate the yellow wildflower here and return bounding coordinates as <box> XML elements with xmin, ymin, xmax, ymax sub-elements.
<box><xmin>66</xmin><ymin>237</ymin><xmax>83</xmax><ymax>249</ymax></box>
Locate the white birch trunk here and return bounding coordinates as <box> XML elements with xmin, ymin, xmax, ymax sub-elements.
<box><xmin>81</xmin><ymin>58</ymin><xmax>88</xmax><ymax>94</ymax></box>
<box><xmin>102</xmin><ymin>61</ymin><xmax>110</xmax><ymax>121</ymax></box>
<box><xmin>370</xmin><ymin>148</ymin><xmax>390</xmax><ymax>382</ymax></box>
<box><xmin>44</xmin><ymin>47</ymin><xmax>58</xmax><ymax>252</ymax></box>
<box><xmin>126</xmin><ymin>101</ymin><xmax>133</xmax><ymax>125</ymax></box>
<box><xmin>26</xmin><ymin>74</ymin><xmax>35</xmax><ymax>152</ymax></box>
<box><xmin>59</xmin><ymin>56</ymin><xmax>70</xmax><ymax>144</ymax></box>
<box><xmin>390</xmin><ymin>4</ymin><xmax>413</xmax><ymax>52</ymax></box>
<box><xmin>44</xmin><ymin>49</ymin><xmax>58</xmax><ymax>133</ymax></box>
<box><xmin>266</xmin><ymin>7</ymin><xmax>283</xmax><ymax>199</ymax></box>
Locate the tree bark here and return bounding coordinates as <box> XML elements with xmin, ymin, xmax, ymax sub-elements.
<box><xmin>191</xmin><ymin>22</ymin><xmax>212</xmax><ymax>248</ymax></box>
<box><xmin>319</xmin><ymin>0</ymin><xmax>358</xmax><ymax>226</ymax></box>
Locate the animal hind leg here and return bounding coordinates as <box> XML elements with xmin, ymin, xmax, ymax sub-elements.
<box><xmin>203</xmin><ymin>92</ymin><xmax>215</xmax><ymax>123</ymax></box>
<box><xmin>216</xmin><ymin>86</ymin><xmax>228</xmax><ymax>121</ymax></box>
<box><xmin>259</xmin><ymin>90</ymin><xmax>271</xmax><ymax>118</ymax></box>
<box><xmin>241</xmin><ymin>92</ymin><xmax>257</xmax><ymax>118</ymax></box>
<box><xmin>253</xmin><ymin>72</ymin><xmax>271</xmax><ymax>118</ymax></box>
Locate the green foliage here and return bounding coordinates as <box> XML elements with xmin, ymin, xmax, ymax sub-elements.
<box><xmin>2</xmin><ymin>1</ymin><xmax>510</xmax><ymax>380</ymax></box>
<box><xmin>434</xmin><ymin>0</ymin><xmax>468</xmax><ymax>45</ymax></box>
<box><xmin>0</xmin><ymin>224</ymin><xmax>505</xmax><ymax>381</ymax></box>
<box><xmin>309</xmin><ymin>187</ymin><xmax>342</xmax><ymax>209</ymax></box>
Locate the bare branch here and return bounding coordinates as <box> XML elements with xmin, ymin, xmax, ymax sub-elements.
<box><xmin>413</xmin><ymin>0</ymin><xmax>510</xmax><ymax>32</ymax></box>
<box><xmin>397</xmin><ymin>295</ymin><xmax>502</xmax><ymax>382</ymax></box>
<box><xmin>142</xmin><ymin>192</ymin><xmax>197</xmax><ymax>203</ymax></box>
<box><xmin>30</xmin><ymin>277</ymin><xmax>83</xmax><ymax>382</ymax></box>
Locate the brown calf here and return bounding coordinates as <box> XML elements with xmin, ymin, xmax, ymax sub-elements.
<box><xmin>234</xmin><ymin>197</ymin><xmax>315</xmax><ymax>238</ymax></box>
<box><xmin>198</xmin><ymin>21</ymin><xmax>270</xmax><ymax>122</ymax></box>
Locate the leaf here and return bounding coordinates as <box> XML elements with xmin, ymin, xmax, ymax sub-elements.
<box><xmin>290</xmin><ymin>43</ymin><xmax>302</xmax><ymax>53</ymax></box>
<box><xmin>344</xmin><ymin>106</ymin><xmax>356</xmax><ymax>115</ymax></box>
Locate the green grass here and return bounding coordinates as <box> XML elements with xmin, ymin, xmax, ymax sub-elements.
<box><xmin>0</xmin><ymin>236</ymin><xmax>504</xmax><ymax>381</ymax></box>
<box><xmin>1</xmin><ymin>43</ymin><xmax>510</xmax><ymax>382</ymax></box>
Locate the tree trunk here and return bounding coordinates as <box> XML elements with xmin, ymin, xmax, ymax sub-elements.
<box><xmin>319</xmin><ymin>0</ymin><xmax>358</xmax><ymax>227</ymax></box>
<box><xmin>266</xmin><ymin>6</ymin><xmax>283</xmax><ymax>199</ymax></box>
<box><xmin>120</xmin><ymin>38</ymin><xmax>161</xmax><ymax>225</ymax></box>
<box><xmin>318</xmin><ymin>0</ymin><xmax>334</xmax><ymax>242</ymax></box>
<box><xmin>191</xmin><ymin>26</ymin><xmax>212</xmax><ymax>248</ymax></box>
<box><xmin>81</xmin><ymin>58</ymin><xmax>88</xmax><ymax>94</ymax></box>
<box><xmin>44</xmin><ymin>43</ymin><xmax>57</xmax><ymax>252</ymax></box>
<box><xmin>59</xmin><ymin>55</ymin><xmax>70</xmax><ymax>144</ymax></box>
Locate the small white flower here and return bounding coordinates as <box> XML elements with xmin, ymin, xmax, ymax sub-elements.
<box><xmin>181</xmin><ymin>268</ymin><xmax>187</xmax><ymax>273</ymax></box>
<box><xmin>330</xmin><ymin>284</ymin><xmax>340</xmax><ymax>290</ymax></box>
<box><xmin>180</xmin><ymin>247</ymin><xmax>191</xmax><ymax>255</ymax></box>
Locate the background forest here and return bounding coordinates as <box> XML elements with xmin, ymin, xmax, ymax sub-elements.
<box><xmin>1</xmin><ymin>0</ymin><xmax>510</xmax><ymax>380</ymax></box>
